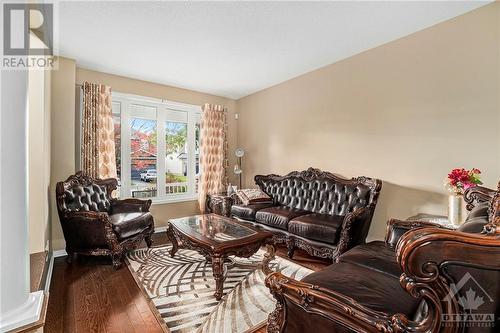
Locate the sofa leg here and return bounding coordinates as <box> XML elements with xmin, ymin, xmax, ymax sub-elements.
<box><xmin>112</xmin><ymin>255</ymin><xmax>123</xmax><ymax>269</ymax></box>
<box><xmin>145</xmin><ymin>234</ymin><xmax>153</xmax><ymax>248</ymax></box>
<box><xmin>66</xmin><ymin>251</ymin><xmax>74</xmax><ymax>264</ymax></box>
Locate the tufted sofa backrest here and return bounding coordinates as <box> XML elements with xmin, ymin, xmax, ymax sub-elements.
<box><xmin>62</xmin><ymin>184</ymin><xmax>111</xmax><ymax>212</ymax></box>
<box><xmin>255</xmin><ymin>168</ymin><xmax>382</xmax><ymax>217</ymax></box>
<box><xmin>56</xmin><ymin>171</ymin><xmax>118</xmax><ymax>215</ymax></box>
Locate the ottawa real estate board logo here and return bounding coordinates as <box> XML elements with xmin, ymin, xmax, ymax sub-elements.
<box><xmin>442</xmin><ymin>272</ymin><xmax>497</xmax><ymax>328</ymax></box>
<box><xmin>2</xmin><ymin>3</ymin><xmax>56</xmax><ymax>69</ymax></box>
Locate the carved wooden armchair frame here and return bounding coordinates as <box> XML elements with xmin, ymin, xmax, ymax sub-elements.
<box><xmin>265</xmin><ymin>184</ymin><xmax>499</xmax><ymax>333</ymax></box>
<box><xmin>56</xmin><ymin>171</ymin><xmax>154</xmax><ymax>268</ymax></box>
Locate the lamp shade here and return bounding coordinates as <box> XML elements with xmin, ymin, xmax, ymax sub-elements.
<box><xmin>235</xmin><ymin>147</ymin><xmax>245</xmax><ymax>158</ymax></box>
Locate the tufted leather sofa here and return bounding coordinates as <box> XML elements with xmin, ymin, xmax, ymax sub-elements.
<box><xmin>56</xmin><ymin>171</ymin><xmax>154</xmax><ymax>268</ymax></box>
<box><xmin>231</xmin><ymin>168</ymin><xmax>382</xmax><ymax>261</ymax></box>
<box><xmin>265</xmin><ymin>185</ymin><xmax>500</xmax><ymax>333</ymax></box>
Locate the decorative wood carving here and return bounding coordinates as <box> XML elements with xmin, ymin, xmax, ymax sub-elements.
<box><xmin>335</xmin><ymin>204</ymin><xmax>373</xmax><ymax>256</ymax></box>
<box><xmin>463</xmin><ymin>185</ymin><xmax>496</xmax><ymax>211</ymax></box>
<box><xmin>483</xmin><ymin>181</ymin><xmax>500</xmax><ymax>235</ymax></box>
<box><xmin>254</xmin><ymin>167</ymin><xmax>382</xmax><ymax>203</ymax></box>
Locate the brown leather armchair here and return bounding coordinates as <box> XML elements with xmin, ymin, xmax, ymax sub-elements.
<box><xmin>265</xmin><ymin>184</ymin><xmax>500</xmax><ymax>333</ymax></box>
<box><xmin>56</xmin><ymin>172</ymin><xmax>155</xmax><ymax>268</ymax></box>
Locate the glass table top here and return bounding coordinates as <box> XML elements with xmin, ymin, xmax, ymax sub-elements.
<box><xmin>171</xmin><ymin>215</ymin><xmax>258</xmax><ymax>242</ymax></box>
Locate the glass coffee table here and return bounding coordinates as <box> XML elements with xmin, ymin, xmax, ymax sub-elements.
<box><xmin>166</xmin><ymin>214</ymin><xmax>275</xmax><ymax>300</ymax></box>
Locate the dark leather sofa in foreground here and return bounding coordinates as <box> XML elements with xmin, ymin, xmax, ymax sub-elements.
<box><xmin>265</xmin><ymin>184</ymin><xmax>500</xmax><ymax>333</ymax></box>
<box><xmin>231</xmin><ymin>168</ymin><xmax>382</xmax><ymax>261</ymax></box>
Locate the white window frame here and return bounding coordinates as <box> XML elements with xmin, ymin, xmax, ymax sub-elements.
<box><xmin>112</xmin><ymin>91</ymin><xmax>201</xmax><ymax>204</ymax></box>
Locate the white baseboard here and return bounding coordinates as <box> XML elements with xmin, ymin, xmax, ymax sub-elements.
<box><xmin>0</xmin><ymin>290</ymin><xmax>44</xmax><ymax>332</ymax></box>
<box><xmin>52</xmin><ymin>226</ymin><xmax>167</xmax><ymax>258</ymax></box>
<box><xmin>52</xmin><ymin>249</ymin><xmax>67</xmax><ymax>258</ymax></box>
<box><xmin>155</xmin><ymin>226</ymin><xmax>167</xmax><ymax>233</ymax></box>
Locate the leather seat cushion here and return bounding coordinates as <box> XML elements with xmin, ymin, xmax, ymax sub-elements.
<box><xmin>110</xmin><ymin>212</ymin><xmax>153</xmax><ymax>240</ymax></box>
<box><xmin>255</xmin><ymin>206</ymin><xmax>309</xmax><ymax>230</ymax></box>
<box><xmin>288</xmin><ymin>213</ymin><xmax>344</xmax><ymax>244</ymax></box>
<box><xmin>302</xmin><ymin>262</ymin><xmax>421</xmax><ymax>316</ymax></box>
<box><xmin>337</xmin><ymin>241</ymin><xmax>401</xmax><ymax>278</ymax></box>
<box><xmin>231</xmin><ymin>202</ymin><xmax>277</xmax><ymax>221</ymax></box>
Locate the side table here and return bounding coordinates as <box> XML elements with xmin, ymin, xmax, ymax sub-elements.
<box><xmin>206</xmin><ymin>192</ymin><xmax>240</xmax><ymax>217</ymax></box>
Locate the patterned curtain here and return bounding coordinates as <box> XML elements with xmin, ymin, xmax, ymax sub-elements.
<box><xmin>198</xmin><ymin>104</ymin><xmax>228</xmax><ymax>212</ymax></box>
<box><xmin>81</xmin><ymin>82</ymin><xmax>117</xmax><ymax>179</ymax></box>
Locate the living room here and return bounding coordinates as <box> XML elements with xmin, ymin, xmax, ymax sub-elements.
<box><xmin>0</xmin><ymin>1</ymin><xmax>499</xmax><ymax>333</ymax></box>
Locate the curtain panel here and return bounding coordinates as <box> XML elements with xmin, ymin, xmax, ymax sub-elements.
<box><xmin>81</xmin><ymin>82</ymin><xmax>117</xmax><ymax>179</ymax></box>
<box><xmin>198</xmin><ymin>104</ymin><xmax>228</xmax><ymax>212</ymax></box>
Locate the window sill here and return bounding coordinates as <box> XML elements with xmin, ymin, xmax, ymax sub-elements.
<box><xmin>151</xmin><ymin>195</ymin><xmax>198</xmax><ymax>205</ymax></box>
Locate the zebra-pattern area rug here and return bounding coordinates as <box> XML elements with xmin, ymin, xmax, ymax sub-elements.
<box><xmin>126</xmin><ymin>245</ymin><xmax>312</xmax><ymax>333</ymax></box>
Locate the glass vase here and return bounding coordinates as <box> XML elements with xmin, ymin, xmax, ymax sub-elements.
<box><xmin>448</xmin><ymin>194</ymin><xmax>463</xmax><ymax>226</ymax></box>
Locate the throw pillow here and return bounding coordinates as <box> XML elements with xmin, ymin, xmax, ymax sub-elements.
<box><xmin>237</xmin><ymin>189</ymin><xmax>272</xmax><ymax>205</ymax></box>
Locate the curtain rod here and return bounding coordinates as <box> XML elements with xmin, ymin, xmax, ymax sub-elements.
<box><xmin>76</xmin><ymin>83</ymin><xmax>227</xmax><ymax>111</ymax></box>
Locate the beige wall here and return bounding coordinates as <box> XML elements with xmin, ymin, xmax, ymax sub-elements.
<box><xmin>50</xmin><ymin>57</ymin><xmax>76</xmax><ymax>251</ymax></box>
<box><xmin>237</xmin><ymin>4</ymin><xmax>500</xmax><ymax>241</ymax></box>
<box><xmin>49</xmin><ymin>4</ymin><xmax>499</xmax><ymax>249</ymax></box>
<box><xmin>28</xmin><ymin>67</ymin><xmax>51</xmax><ymax>254</ymax></box>
<box><xmin>50</xmin><ymin>65</ymin><xmax>238</xmax><ymax>250</ymax></box>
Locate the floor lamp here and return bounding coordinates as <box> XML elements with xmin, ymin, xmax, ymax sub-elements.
<box><xmin>233</xmin><ymin>148</ymin><xmax>244</xmax><ymax>189</ymax></box>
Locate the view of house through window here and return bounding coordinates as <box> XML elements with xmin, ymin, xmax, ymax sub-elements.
<box><xmin>111</xmin><ymin>93</ymin><xmax>201</xmax><ymax>201</ymax></box>
<box><xmin>165</xmin><ymin>121</ymin><xmax>188</xmax><ymax>194</ymax></box>
<box><xmin>131</xmin><ymin>116</ymin><xmax>157</xmax><ymax>198</ymax></box>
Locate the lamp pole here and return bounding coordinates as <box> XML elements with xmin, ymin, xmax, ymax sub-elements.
<box><xmin>238</xmin><ymin>156</ymin><xmax>242</xmax><ymax>189</ymax></box>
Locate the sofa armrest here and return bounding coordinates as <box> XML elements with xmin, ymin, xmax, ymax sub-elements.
<box><xmin>111</xmin><ymin>198</ymin><xmax>152</xmax><ymax>214</ymax></box>
<box><xmin>463</xmin><ymin>185</ymin><xmax>496</xmax><ymax>211</ymax></box>
<box><xmin>61</xmin><ymin>211</ymin><xmax>120</xmax><ymax>250</ymax></box>
<box><xmin>395</xmin><ymin>226</ymin><xmax>500</xmax><ymax>332</ymax></box>
<box><xmin>335</xmin><ymin>204</ymin><xmax>374</xmax><ymax>256</ymax></box>
<box><xmin>62</xmin><ymin>210</ymin><xmax>109</xmax><ymax>223</ymax></box>
<box><xmin>265</xmin><ymin>271</ymin><xmax>398</xmax><ymax>333</ymax></box>
<box><xmin>384</xmin><ymin>218</ymin><xmax>453</xmax><ymax>250</ymax></box>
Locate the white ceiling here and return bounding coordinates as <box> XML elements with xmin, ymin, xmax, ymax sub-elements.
<box><xmin>58</xmin><ymin>1</ymin><xmax>491</xmax><ymax>99</ymax></box>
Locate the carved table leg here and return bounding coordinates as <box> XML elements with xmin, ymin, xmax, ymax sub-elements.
<box><xmin>262</xmin><ymin>244</ymin><xmax>276</xmax><ymax>275</ymax></box>
<box><xmin>166</xmin><ymin>224</ymin><xmax>179</xmax><ymax>257</ymax></box>
<box><xmin>212</xmin><ymin>253</ymin><xmax>226</xmax><ymax>301</ymax></box>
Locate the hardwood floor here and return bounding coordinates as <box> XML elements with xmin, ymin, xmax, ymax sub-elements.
<box><xmin>45</xmin><ymin>232</ymin><xmax>329</xmax><ymax>333</ymax></box>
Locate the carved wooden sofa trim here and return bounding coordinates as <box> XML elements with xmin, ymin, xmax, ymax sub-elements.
<box><xmin>265</xmin><ymin>184</ymin><xmax>499</xmax><ymax>333</ymax></box>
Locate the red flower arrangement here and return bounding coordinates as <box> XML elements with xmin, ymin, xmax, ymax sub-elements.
<box><xmin>445</xmin><ymin>168</ymin><xmax>482</xmax><ymax>195</ymax></box>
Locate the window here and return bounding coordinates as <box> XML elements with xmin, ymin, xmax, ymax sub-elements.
<box><xmin>165</xmin><ymin>121</ymin><xmax>188</xmax><ymax>194</ymax></box>
<box><xmin>112</xmin><ymin>102</ymin><xmax>121</xmax><ymax>196</ymax></box>
<box><xmin>112</xmin><ymin>92</ymin><xmax>201</xmax><ymax>203</ymax></box>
